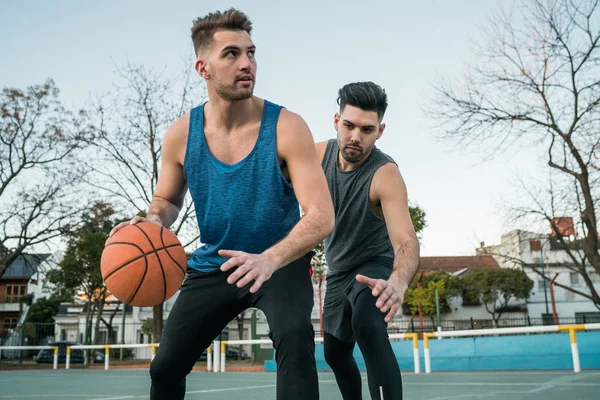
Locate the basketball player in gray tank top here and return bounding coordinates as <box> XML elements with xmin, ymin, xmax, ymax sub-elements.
<box><xmin>315</xmin><ymin>82</ymin><xmax>420</xmax><ymax>400</ymax></box>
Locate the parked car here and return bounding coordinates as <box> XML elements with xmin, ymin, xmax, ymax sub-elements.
<box><xmin>35</xmin><ymin>341</ymin><xmax>105</xmax><ymax>364</ymax></box>
<box><xmin>226</xmin><ymin>347</ymin><xmax>249</xmax><ymax>360</ymax></box>
<box><xmin>196</xmin><ymin>347</ymin><xmax>249</xmax><ymax>361</ymax></box>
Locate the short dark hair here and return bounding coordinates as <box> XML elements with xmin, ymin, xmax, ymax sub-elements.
<box><xmin>337</xmin><ymin>82</ymin><xmax>388</xmax><ymax>121</ymax></box>
<box><xmin>191</xmin><ymin>8</ymin><xmax>253</xmax><ymax>56</ymax></box>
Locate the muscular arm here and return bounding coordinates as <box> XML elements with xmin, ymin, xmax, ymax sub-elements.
<box><xmin>110</xmin><ymin>115</ymin><xmax>189</xmax><ymax>237</ymax></box>
<box><xmin>146</xmin><ymin>115</ymin><xmax>189</xmax><ymax>228</ymax></box>
<box><xmin>262</xmin><ymin>111</ymin><xmax>335</xmax><ymax>269</ymax></box>
<box><xmin>375</xmin><ymin>163</ymin><xmax>420</xmax><ymax>287</ymax></box>
<box><xmin>356</xmin><ymin>163</ymin><xmax>420</xmax><ymax>321</ymax></box>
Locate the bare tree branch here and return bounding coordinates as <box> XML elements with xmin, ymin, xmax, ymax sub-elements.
<box><xmin>427</xmin><ymin>0</ymin><xmax>600</xmax><ymax>305</ymax></box>
<box><xmin>0</xmin><ymin>80</ymin><xmax>90</xmax><ymax>277</ymax></box>
<box><xmin>83</xmin><ymin>61</ymin><xmax>206</xmax><ymax>341</ymax></box>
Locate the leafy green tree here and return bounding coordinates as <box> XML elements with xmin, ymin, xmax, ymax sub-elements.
<box><xmin>46</xmin><ymin>201</ymin><xmax>120</xmax><ymax>346</ymax></box>
<box><xmin>24</xmin><ymin>293</ymin><xmax>72</xmax><ymax>344</ymax></box>
<box><xmin>462</xmin><ymin>269</ymin><xmax>534</xmax><ymax>326</ymax></box>
<box><xmin>404</xmin><ymin>271</ymin><xmax>462</xmax><ymax>328</ymax></box>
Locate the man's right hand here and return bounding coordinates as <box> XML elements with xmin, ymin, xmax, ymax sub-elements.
<box><xmin>107</xmin><ymin>216</ymin><xmax>162</xmax><ymax>242</ymax></box>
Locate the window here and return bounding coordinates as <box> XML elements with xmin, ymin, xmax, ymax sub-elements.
<box><xmin>530</xmin><ymin>240</ymin><xmax>542</xmax><ymax>251</ymax></box>
<box><xmin>2</xmin><ymin>318</ymin><xmax>18</xmax><ymax>330</ymax></box>
<box><xmin>542</xmin><ymin>313</ymin><xmax>554</xmax><ymax>325</ymax></box>
<box><xmin>570</xmin><ymin>273</ymin><xmax>580</xmax><ymax>285</ymax></box>
<box><xmin>96</xmin><ymin>330</ymin><xmax>117</xmax><ymax>344</ymax></box>
<box><xmin>575</xmin><ymin>312</ymin><xmax>600</xmax><ymax>324</ymax></box>
<box><xmin>538</xmin><ymin>279</ymin><xmax>546</xmax><ymax>290</ymax></box>
<box><xmin>4</xmin><ymin>285</ymin><xmax>26</xmax><ymax>303</ymax></box>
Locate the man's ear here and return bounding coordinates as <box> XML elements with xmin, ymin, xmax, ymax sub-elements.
<box><xmin>195</xmin><ymin>57</ymin><xmax>210</xmax><ymax>80</ymax></box>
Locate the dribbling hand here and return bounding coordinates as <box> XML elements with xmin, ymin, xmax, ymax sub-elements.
<box><xmin>219</xmin><ymin>250</ymin><xmax>278</xmax><ymax>293</ymax></box>
<box><xmin>106</xmin><ymin>216</ymin><xmax>162</xmax><ymax>244</ymax></box>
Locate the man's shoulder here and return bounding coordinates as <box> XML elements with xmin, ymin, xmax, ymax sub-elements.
<box><xmin>371</xmin><ymin>145</ymin><xmax>396</xmax><ymax>165</ymax></box>
<box><xmin>274</xmin><ymin>107</ymin><xmax>313</xmax><ymax>143</ymax></box>
<box><xmin>166</xmin><ymin>113</ymin><xmax>191</xmax><ymax>141</ymax></box>
<box><xmin>276</xmin><ymin>106</ymin><xmax>303</xmax><ymax>127</ymax></box>
<box><xmin>273</xmin><ymin>106</ymin><xmax>315</xmax><ymax>160</ymax></box>
<box><xmin>369</xmin><ymin>147</ymin><xmax>401</xmax><ymax>189</ymax></box>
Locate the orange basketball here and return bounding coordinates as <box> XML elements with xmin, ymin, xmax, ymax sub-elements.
<box><xmin>101</xmin><ymin>222</ymin><xmax>187</xmax><ymax>307</ymax></box>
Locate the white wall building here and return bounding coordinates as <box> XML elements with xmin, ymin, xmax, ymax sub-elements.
<box><xmin>478</xmin><ymin>227</ymin><xmax>600</xmax><ymax>323</ymax></box>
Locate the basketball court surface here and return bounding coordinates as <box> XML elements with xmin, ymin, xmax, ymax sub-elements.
<box><xmin>1</xmin><ymin>369</ymin><xmax>599</xmax><ymax>399</ymax></box>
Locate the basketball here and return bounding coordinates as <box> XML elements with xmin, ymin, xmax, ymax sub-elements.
<box><xmin>101</xmin><ymin>222</ymin><xmax>187</xmax><ymax>307</ymax></box>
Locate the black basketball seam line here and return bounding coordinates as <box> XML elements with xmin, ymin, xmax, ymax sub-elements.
<box><xmin>127</xmin><ymin>256</ymin><xmax>149</xmax><ymax>305</ymax></box>
<box><xmin>101</xmin><ymin>240</ymin><xmax>148</xmax><ymax>304</ymax></box>
<box><xmin>164</xmin><ymin>247</ymin><xmax>186</xmax><ymax>274</ymax></box>
<box><xmin>103</xmin><ymin>243</ymin><xmax>182</xmax><ymax>281</ymax></box>
<box><xmin>159</xmin><ymin>228</ymin><xmax>186</xmax><ymax>275</ymax></box>
<box><xmin>133</xmin><ymin>224</ymin><xmax>167</xmax><ymax>302</ymax></box>
<box><xmin>103</xmin><ymin>242</ymin><xmax>148</xmax><ymax>281</ymax></box>
<box><xmin>104</xmin><ymin>242</ymin><xmax>181</xmax><ymax>250</ymax></box>
<box><xmin>157</xmin><ymin>227</ymin><xmax>168</xmax><ymax>303</ymax></box>
<box><xmin>105</xmin><ymin>245</ymin><xmax>179</xmax><ymax>305</ymax></box>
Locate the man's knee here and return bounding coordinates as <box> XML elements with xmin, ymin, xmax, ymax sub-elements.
<box><xmin>323</xmin><ymin>340</ymin><xmax>337</xmax><ymax>366</ymax></box>
<box><xmin>150</xmin><ymin>353</ymin><xmax>186</xmax><ymax>384</ymax></box>
<box><xmin>351</xmin><ymin>294</ymin><xmax>387</xmax><ymax>341</ymax></box>
<box><xmin>270</xmin><ymin>317</ymin><xmax>315</xmax><ymax>352</ymax></box>
<box><xmin>324</xmin><ymin>340</ymin><xmax>350</xmax><ymax>368</ymax></box>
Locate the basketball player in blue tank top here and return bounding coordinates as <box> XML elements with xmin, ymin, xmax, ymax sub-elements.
<box><xmin>315</xmin><ymin>82</ymin><xmax>420</xmax><ymax>399</ymax></box>
<box><xmin>108</xmin><ymin>9</ymin><xmax>334</xmax><ymax>400</ymax></box>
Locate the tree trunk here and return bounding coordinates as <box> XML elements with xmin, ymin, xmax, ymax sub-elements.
<box><xmin>429</xmin><ymin>315</ymin><xmax>436</xmax><ymax>330</ymax></box>
<box><xmin>492</xmin><ymin>314</ymin><xmax>500</xmax><ymax>328</ymax></box>
<box><xmin>84</xmin><ymin>298</ymin><xmax>95</xmax><ymax>364</ymax></box>
<box><xmin>94</xmin><ymin>297</ymin><xmax>105</xmax><ymax>345</ymax></box>
<box><xmin>101</xmin><ymin>302</ymin><xmax>121</xmax><ymax>344</ymax></box>
<box><xmin>152</xmin><ymin>304</ymin><xmax>163</xmax><ymax>343</ymax></box>
<box><xmin>85</xmin><ymin>298</ymin><xmax>94</xmax><ymax>345</ymax></box>
<box><xmin>236</xmin><ymin>312</ymin><xmax>245</xmax><ymax>359</ymax></box>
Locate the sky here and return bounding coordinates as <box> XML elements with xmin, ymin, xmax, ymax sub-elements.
<box><xmin>1</xmin><ymin>0</ymin><xmax>550</xmax><ymax>257</ymax></box>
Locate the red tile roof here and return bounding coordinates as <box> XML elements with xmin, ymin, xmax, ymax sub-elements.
<box><xmin>419</xmin><ymin>256</ymin><xmax>499</xmax><ymax>272</ymax></box>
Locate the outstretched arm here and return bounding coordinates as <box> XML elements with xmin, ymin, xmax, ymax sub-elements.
<box><xmin>356</xmin><ymin>163</ymin><xmax>420</xmax><ymax>322</ymax></box>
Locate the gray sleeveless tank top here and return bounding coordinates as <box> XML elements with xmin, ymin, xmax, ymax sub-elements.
<box><xmin>322</xmin><ymin>139</ymin><xmax>396</xmax><ymax>274</ymax></box>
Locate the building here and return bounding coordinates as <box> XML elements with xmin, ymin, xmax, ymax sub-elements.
<box><xmin>311</xmin><ymin>254</ymin><xmax>529</xmax><ymax>333</ymax></box>
<box><xmin>478</xmin><ymin>226</ymin><xmax>600</xmax><ymax>324</ymax></box>
<box><xmin>0</xmin><ymin>253</ymin><xmax>57</xmax><ymax>346</ymax></box>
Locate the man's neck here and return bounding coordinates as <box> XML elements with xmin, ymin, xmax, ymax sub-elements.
<box><xmin>204</xmin><ymin>94</ymin><xmax>260</xmax><ymax>131</ymax></box>
<box><xmin>337</xmin><ymin>148</ymin><xmax>372</xmax><ymax>172</ymax></box>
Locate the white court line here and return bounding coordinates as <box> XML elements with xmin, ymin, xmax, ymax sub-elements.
<box><xmin>89</xmin><ymin>397</ymin><xmax>139</xmax><ymax>400</ymax></box>
<box><xmin>426</xmin><ymin>391</ymin><xmax>530</xmax><ymax>400</ymax></box>
<box><xmin>186</xmin><ymin>379</ymin><xmax>337</xmax><ymax>395</ymax></box>
<box><xmin>186</xmin><ymin>384</ymin><xmax>276</xmax><ymax>394</ymax></box>
<box><xmin>400</xmin><ymin>371</ymin><xmax>573</xmax><ymax>376</ymax></box>
<box><xmin>527</xmin><ymin>372</ymin><xmax>599</xmax><ymax>394</ymax></box>
<box><xmin>423</xmin><ymin>371</ymin><xmax>600</xmax><ymax>400</ymax></box>
<box><xmin>403</xmin><ymin>382</ymin><xmax>600</xmax><ymax>387</ymax></box>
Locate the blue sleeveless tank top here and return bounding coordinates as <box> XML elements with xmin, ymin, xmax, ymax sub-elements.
<box><xmin>184</xmin><ymin>100</ymin><xmax>300</xmax><ymax>272</ymax></box>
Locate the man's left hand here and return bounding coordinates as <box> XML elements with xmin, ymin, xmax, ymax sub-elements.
<box><xmin>356</xmin><ymin>274</ymin><xmax>408</xmax><ymax>323</ymax></box>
